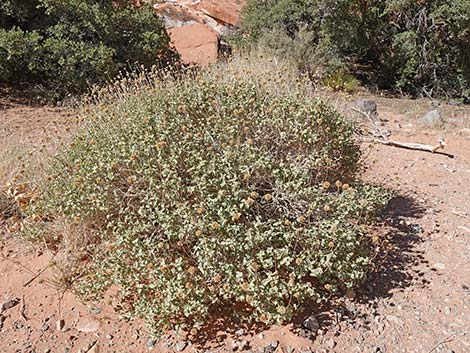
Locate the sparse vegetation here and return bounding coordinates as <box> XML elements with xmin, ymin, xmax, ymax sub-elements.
<box><xmin>27</xmin><ymin>60</ymin><xmax>389</xmax><ymax>334</ymax></box>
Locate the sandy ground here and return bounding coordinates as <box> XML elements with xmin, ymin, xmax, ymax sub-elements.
<box><xmin>1</xmin><ymin>95</ymin><xmax>469</xmax><ymax>353</ymax></box>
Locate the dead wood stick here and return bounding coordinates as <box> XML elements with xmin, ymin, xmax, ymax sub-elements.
<box><xmin>375</xmin><ymin>138</ymin><xmax>455</xmax><ymax>158</ymax></box>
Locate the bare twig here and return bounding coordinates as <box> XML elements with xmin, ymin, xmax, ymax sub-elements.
<box><xmin>23</xmin><ymin>264</ymin><xmax>50</xmax><ymax>287</ymax></box>
<box><xmin>427</xmin><ymin>331</ymin><xmax>469</xmax><ymax>353</ymax></box>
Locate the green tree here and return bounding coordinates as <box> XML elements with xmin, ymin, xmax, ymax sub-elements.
<box><xmin>242</xmin><ymin>0</ymin><xmax>470</xmax><ymax>101</ymax></box>
<box><xmin>0</xmin><ymin>0</ymin><xmax>177</xmax><ymax>97</ymax></box>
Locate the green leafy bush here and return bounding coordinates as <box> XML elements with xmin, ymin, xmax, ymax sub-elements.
<box><xmin>241</xmin><ymin>0</ymin><xmax>470</xmax><ymax>101</ymax></box>
<box><xmin>30</xmin><ymin>66</ymin><xmax>388</xmax><ymax>334</ymax></box>
<box><xmin>0</xmin><ymin>0</ymin><xmax>176</xmax><ymax>96</ymax></box>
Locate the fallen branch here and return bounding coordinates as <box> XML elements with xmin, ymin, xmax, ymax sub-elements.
<box><xmin>375</xmin><ymin>138</ymin><xmax>455</xmax><ymax>158</ymax></box>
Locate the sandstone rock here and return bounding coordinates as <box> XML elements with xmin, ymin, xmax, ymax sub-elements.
<box><xmin>197</xmin><ymin>0</ymin><xmax>246</xmax><ymax>26</ymax></box>
<box><xmin>168</xmin><ymin>23</ymin><xmax>219</xmax><ymax>66</ymax></box>
<box><xmin>155</xmin><ymin>3</ymin><xmax>201</xmax><ymax>28</ymax></box>
<box><xmin>76</xmin><ymin>317</ymin><xmax>101</xmax><ymax>333</ymax></box>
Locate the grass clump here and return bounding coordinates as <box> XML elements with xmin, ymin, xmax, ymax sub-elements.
<box><xmin>29</xmin><ymin>65</ymin><xmax>389</xmax><ymax>334</ymax></box>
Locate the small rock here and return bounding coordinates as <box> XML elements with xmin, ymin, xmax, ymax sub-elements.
<box><xmin>285</xmin><ymin>346</ymin><xmax>294</xmax><ymax>353</ymax></box>
<box><xmin>235</xmin><ymin>328</ymin><xmax>246</xmax><ymax>336</ymax></box>
<box><xmin>326</xmin><ymin>339</ymin><xmax>336</xmax><ymax>349</ymax></box>
<box><xmin>302</xmin><ymin>314</ymin><xmax>320</xmax><ymax>334</ymax></box>
<box><xmin>175</xmin><ymin>341</ymin><xmax>188</xmax><ymax>352</ymax></box>
<box><xmin>271</xmin><ymin>341</ymin><xmax>279</xmax><ymax>349</ymax></box>
<box><xmin>262</xmin><ymin>344</ymin><xmax>276</xmax><ymax>353</ymax></box>
<box><xmin>56</xmin><ymin>319</ymin><xmax>66</xmax><ymax>332</ymax></box>
<box><xmin>0</xmin><ymin>315</ymin><xmax>5</xmax><ymax>330</ymax></box>
<box><xmin>354</xmin><ymin>99</ymin><xmax>380</xmax><ymax>122</ymax></box>
<box><xmin>88</xmin><ymin>306</ymin><xmax>102</xmax><ymax>315</ymax></box>
<box><xmin>444</xmin><ymin>306</ymin><xmax>452</xmax><ymax>315</ymax></box>
<box><xmin>1</xmin><ymin>298</ymin><xmax>20</xmax><ymax>313</ymax></box>
<box><xmin>146</xmin><ymin>339</ymin><xmax>156</xmax><ymax>348</ymax></box>
<box><xmin>41</xmin><ymin>322</ymin><xmax>50</xmax><ymax>331</ymax></box>
<box><xmin>76</xmin><ymin>317</ymin><xmax>101</xmax><ymax>333</ymax></box>
<box><xmin>238</xmin><ymin>340</ymin><xmax>248</xmax><ymax>349</ymax></box>
<box><xmin>433</xmin><ymin>263</ymin><xmax>446</xmax><ymax>270</ymax></box>
<box><xmin>258</xmin><ymin>333</ymin><xmax>264</xmax><ymax>339</ymax></box>
<box><xmin>105</xmin><ymin>334</ymin><xmax>113</xmax><ymax>340</ymax></box>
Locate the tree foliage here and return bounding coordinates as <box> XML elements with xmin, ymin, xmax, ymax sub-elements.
<box><xmin>242</xmin><ymin>0</ymin><xmax>470</xmax><ymax>101</ymax></box>
<box><xmin>0</xmin><ymin>0</ymin><xmax>176</xmax><ymax>96</ymax></box>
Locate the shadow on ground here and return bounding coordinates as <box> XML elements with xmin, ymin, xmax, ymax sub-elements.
<box><xmin>363</xmin><ymin>194</ymin><xmax>429</xmax><ymax>300</ymax></box>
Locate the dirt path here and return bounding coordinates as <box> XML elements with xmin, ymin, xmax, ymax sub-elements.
<box><xmin>1</xmin><ymin>98</ymin><xmax>469</xmax><ymax>353</ymax></box>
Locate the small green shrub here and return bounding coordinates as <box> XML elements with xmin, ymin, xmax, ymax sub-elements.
<box><xmin>322</xmin><ymin>69</ymin><xmax>360</xmax><ymax>93</ymax></box>
<box><xmin>30</xmin><ymin>67</ymin><xmax>388</xmax><ymax>334</ymax></box>
<box><xmin>0</xmin><ymin>0</ymin><xmax>176</xmax><ymax>97</ymax></box>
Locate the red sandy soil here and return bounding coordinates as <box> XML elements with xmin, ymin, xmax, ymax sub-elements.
<box><xmin>1</xmin><ymin>96</ymin><xmax>469</xmax><ymax>353</ymax></box>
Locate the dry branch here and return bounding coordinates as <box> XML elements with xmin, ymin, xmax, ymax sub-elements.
<box><xmin>375</xmin><ymin>138</ymin><xmax>455</xmax><ymax>158</ymax></box>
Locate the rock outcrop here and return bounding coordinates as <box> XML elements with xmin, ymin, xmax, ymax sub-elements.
<box><xmin>196</xmin><ymin>0</ymin><xmax>246</xmax><ymax>27</ymax></box>
<box><xmin>168</xmin><ymin>23</ymin><xmax>219</xmax><ymax>66</ymax></box>
<box><xmin>154</xmin><ymin>0</ymin><xmax>246</xmax><ymax>65</ymax></box>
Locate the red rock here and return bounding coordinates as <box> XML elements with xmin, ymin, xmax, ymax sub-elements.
<box><xmin>154</xmin><ymin>3</ymin><xmax>202</xmax><ymax>28</ymax></box>
<box><xmin>196</xmin><ymin>0</ymin><xmax>246</xmax><ymax>26</ymax></box>
<box><xmin>168</xmin><ymin>23</ymin><xmax>219</xmax><ymax>65</ymax></box>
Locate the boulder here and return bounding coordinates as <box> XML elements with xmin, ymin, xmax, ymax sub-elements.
<box><xmin>168</xmin><ymin>23</ymin><xmax>219</xmax><ymax>65</ymax></box>
<box><xmin>154</xmin><ymin>3</ymin><xmax>202</xmax><ymax>28</ymax></box>
<box><xmin>196</xmin><ymin>0</ymin><xmax>246</xmax><ymax>26</ymax></box>
<box><xmin>354</xmin><ymin>99</ymin><xmax>378</xmax><ymax>119</ymax></box>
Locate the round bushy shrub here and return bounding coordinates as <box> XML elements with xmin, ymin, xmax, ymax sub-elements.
<box><xmin>33</xmin><ymin>71</ymin><xmax>388</xmax><ymax>333</ymax></box>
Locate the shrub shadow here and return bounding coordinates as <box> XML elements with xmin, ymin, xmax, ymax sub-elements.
<box><xmin>361</xmin><ymin>193</ymin><xmax>429</xmax><ymax>301</ymax></box>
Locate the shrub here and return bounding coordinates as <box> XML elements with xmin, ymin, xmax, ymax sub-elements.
<box><xmin>0</xmin><ymin>0</ymin><xmax>176</xmax><ymax>97</ymax></box>
<box><xmin>241</xmin><ymin>0</ymin><xmax>470</xmax><ymax>102</ymax></box>
<box><xmin>322</xmin><ymin>69</ymin><xmax>360</xmax><ymax>93</ymax></box>
<box><xmin>29</xmin><ymin>65</ymin><xmax>388</xmax><ymax>334</ymax></box>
